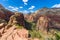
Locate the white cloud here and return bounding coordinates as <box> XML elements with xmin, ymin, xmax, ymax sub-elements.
<box><xmin>20</xmin><ymin>6</ymin><xmax>23</xmax><ymax>8</ymax></box>
<box><xmin>22</xmin><ymin>0</ymin><xmax>28</xmax><ymax>3</ymax></box>
<box><xmin>9</xmin><ymin>6</ymin><xmax>14</xmax><ymax>8</ymax></box>
<box><xmin>24</xmin><ymin>3</ymin><xmax>28</xmax><ymax>5</ymax></box>
<box><xmin>12</xmin><ymin>9</ymin><xmax>17</xmax><ymax>11</ymax></box>
<box><xmin>52</xmin><ymin>4</ymin><xmax>60</xmax><ymax>8</ymax></box>
<box><xmin>22</xmin><ymin>0</ymin><xmax>28</xmax><ymax>5</ymax></box>
<box><xmin>29</xmin><ymin>6</ymin><xmax>35</xmax><ymax>10</ymax></box>
<box><xmin>12</xmin><ymin>7</ymin><xmax>18</xmax><ymax>11</ymax></box>
<box><xmin>8</xmin><ymin>6</ymin><xmax>19</xmax><ymax>11</ymax></box>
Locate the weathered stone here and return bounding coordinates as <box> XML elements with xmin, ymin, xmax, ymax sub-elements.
<box><xmin>8</xmin><ymin>12</ymin><xmax>25</xmax><ymax>26</ymax></box>
<box><xmin>24</xmin><ymin>14</ymin><xmax>34</xmax><ymax>22</ymax></box>
<box><xmin>36</xmin><ymin>15</ymin><xmax>50</xmax><ymax>32</ymax></box>
<box><xmin>0</xmin><ymin>23</ymin><xmax>5</xmax><ymax>28</ymax></box>
<box><xmin>15</xmin><ymin>12</ymin><xmax>25</xmax><ymax>26</ymax></box>
<box><xmin>0</xmin><ymin>25</ymin><xmax>28</xmax><ymax>40</ymax></box>
<box><xmin>4</xmin><ymin>12</ymin><xmax>25</xmax><ymax>29</ymax></box>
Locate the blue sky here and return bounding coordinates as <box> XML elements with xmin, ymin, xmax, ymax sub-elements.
<box><xmin>0</xmin><ymin>0</ymin><xmax>60</xmax><ymax>13</ymax></box>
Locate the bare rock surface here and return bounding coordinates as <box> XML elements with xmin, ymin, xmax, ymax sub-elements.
<box><xmin>36</xmin><ymin>15</ymin><xmax>50</xmax><ymax>32</ymax></box>
<box><xmin>0</xmin><ymin>25</ymin><xmax>28</xmax><ymax>40</ymax></box>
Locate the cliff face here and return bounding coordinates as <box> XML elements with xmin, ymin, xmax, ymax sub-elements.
<box><xmin>24</xmin><ymin>8</ymin><xmax>60</xmax><ymax>32</ymax></box>
<box><xmin>36</xmin><ymin>16</ymin><xmax>50</xmax><ymax>31</ymax></box>
<box><xmin>24</xmin><ymin>8</ymin><xmax>60</xmax><ymax>22</ymax></box>
<box><xmin>36</xmin><ymin>8</ymin><xmax>60</xmax><ymax>31</ymax></box>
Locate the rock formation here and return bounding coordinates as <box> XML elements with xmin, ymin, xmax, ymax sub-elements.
<box><xmin>15</xmin><ymin>12</ymin><xmax>25</xmax><ymax>26</ymax></box>
<box><xmin>24</xmin><ymin>8</ymin><xmax>60</xmax><ymax>31</ymax></box>
<box><xmin>4</xmin><ymin>12</ymin><xmax>25</xmax><ymax>30</ymax></box>
<box><xmin>0</xmin><ymin>5</ymin><xmax>28</xmax><ymax>40</ymax></box>
<box><xmin>0</xmin><ymin>25</ymin><xmax>28</xmax><ymax>40</ymax></box>
<box><xmin>36</xmin><ymin>15</ymin><xmax>50</xmax><ymax>32</ymax></box>
<box><xmin>24</xmin><ymin>14</ymin><xmax>37</xmax><ymax>22</ymax></box>
<box><xmin>27</xmin><ymin>15</ymin><xmax>34</xmax><ymax>22</ymax></box>
<box><xmin>0</xmin><ymin>12</ymin><xmax>28</xmax><ymax>40</ymax></box>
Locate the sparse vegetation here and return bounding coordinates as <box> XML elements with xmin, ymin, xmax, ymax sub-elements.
<box><xmin>15</xmin><ymin>24</ymin><xmax>24</xmax><ymax>29</ymax></box>
<box><xmin>25</xmin><ymin>20</ymin><xmax>60</xmax><ymax>40</ymax></box>
<box><xmin>29</xmin><ymin>30</ymin><xmax>42</xmax><ymax>39</ymax></box>
<box><xmin>55</xmin><ymin>31</ymin><xmax>60</xmax><ymax>40</ymax></box>
<box><xmin>25</xmin><ymin>20</ymin><xmax>42</xmax><ymax>39</ymax></box>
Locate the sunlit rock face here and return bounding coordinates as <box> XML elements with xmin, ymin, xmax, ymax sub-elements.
<box><xmin>0</xmin><ymin>25</ymin><xmax>28</xmax><ymax>40</ymax></box>
<box><xmin>24</xmin><ymin>14</ymin><xmax>29</xmax><ymax>20</ymax></box>
<box><xmin>24</xmin><ymin>14</ymin><xmax>38</xmax><ymax>22</ymax></box>
<box><xmin>24</xmin><ymin>14</ymin><xmax>33</xmax><ymax>22</ymax></box>
<box><xmin>27</xmin><ymin>15</ymin><xmax>34</xmax><ymax>22</ymax></box>
<box><xmin>0</xmin><ymin>11</ymin><xmax>28</xmax><ymax>40</ymax></box>
<box><xmin>36</xmin><ymin>15</ymin><xmax>50</xmax><ymax>32</ymax></box>
<box><xmin>6</xmin><ymin>12</ymin><xmax>25</xmax><ymax>28</ymax></box>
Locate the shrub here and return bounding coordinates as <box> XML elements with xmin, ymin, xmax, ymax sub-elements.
<box><xmin>15</xmin><ymin>24</ymin><xmax>23</xmax><ymax>29</ymax></box>
<box><xmin>29</xmin><ymin>30</ymin><xmax>42</xmax><ymax>39</ymax></box>
<box><xmin>55</xmin><ymin>31</ymin><xmax>60</xmax><ymax>40</ymax></box>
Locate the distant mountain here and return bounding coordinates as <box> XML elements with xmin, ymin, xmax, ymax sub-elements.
<box><xmin>35</xmin><ymin>7</ymin><xmax>60</xmax><ymax>15</ymax></box>
<box><xmin>0</xmin><ymin>4</ymin><xmax>14</xmax><ymax>21</ymax></box>
<box><xmin>24</xmin><ymin>7</ymin><xmax>60</xmax><ymax>23</ymax></box>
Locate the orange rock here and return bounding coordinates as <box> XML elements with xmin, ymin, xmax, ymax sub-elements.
<box><xmin>0</xmin><ymin>25</ymin><xmax>28</xmax><ymax>40</ymax></box>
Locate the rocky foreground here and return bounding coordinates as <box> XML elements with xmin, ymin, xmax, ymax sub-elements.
<box><xmin>0</xmin><ymin>12</ymin><xmax>28</xmax><ymax>40</ymax></box>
